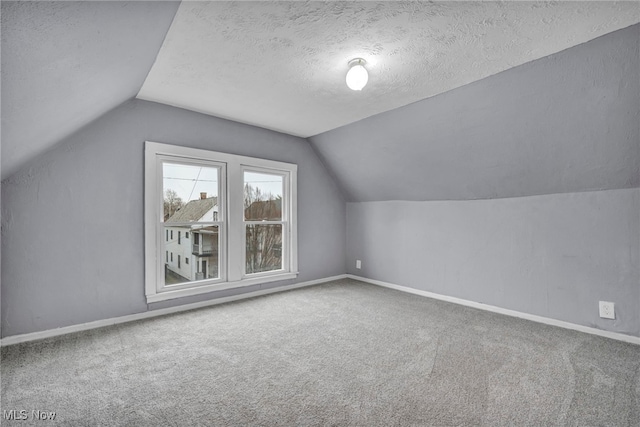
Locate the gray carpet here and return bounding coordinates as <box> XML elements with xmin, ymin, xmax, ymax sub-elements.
<box><xmin>2</xmin><ymin>278</ymin><xmax>639</xmax><ymax>426</ymax></box>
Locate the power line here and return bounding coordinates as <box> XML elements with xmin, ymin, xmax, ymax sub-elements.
<box><xmin>187</xmin><ymin>167</ymin><xmax>203</xmax><ymax>202</ymax></box>
<box><xmin>163</xmin><ymin>177</ymin><xmax>217</xmax><ymax>182</ymax></box>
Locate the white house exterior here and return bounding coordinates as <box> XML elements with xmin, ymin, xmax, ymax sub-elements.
<box><xmin>165</xmin><ymin>194</ymin><xmax>219</xmax><ymax>283</ymax></box>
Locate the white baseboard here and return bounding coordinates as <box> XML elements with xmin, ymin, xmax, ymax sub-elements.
<box><xmin>5</xmin><ymin>273</ymin><xmax>637</xmax><ymax>347</ymax></box>
<box><xmin>347</xmin><ymin>274</ymin><xmax>640</xmax><ymax>346</ymax></box>
<box><xmin>0</xmin><ymin>274</ymin><xmax>347</xmax><ymax>347</ymax></box>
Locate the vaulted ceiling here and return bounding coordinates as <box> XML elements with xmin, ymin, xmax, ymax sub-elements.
<box><xmin>310</xmin><ymin>23</ymin><xmax>640</xmax><ymax>201</ymax></box>
<box><xmin>138</xmin><ymin>1</ymin><xmax>639</xmax><ymax>137</ymax></box>
<box><xmin>1</xmin><ymin>1</ymin><xmax>181</xmax><ymax>179</ymax></box>
<box><xmin>2</xmin><ymin>1</ymin><xmax>639</xmax><ymax>182</ymax></box>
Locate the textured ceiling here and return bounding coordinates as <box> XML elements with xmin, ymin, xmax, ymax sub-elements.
<box><xmin>138</xmin><ymin>1</ymin><xmax>639</xmax><ymax>138</ymax></box>
<box><xmin>309</xmin><ymin>24</ymin><xmax>639</xmax><ymax>201</ymax></box>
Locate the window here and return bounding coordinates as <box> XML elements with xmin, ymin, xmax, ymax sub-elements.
<box><xmin>145</xmin><ymin>141</ymin><xmax>298</xmax><ymax>303</ymax></box>
<box><xmin>244</xmin><ymin>170</ymin><xmax>285</xmax><ymax>274</ymax></box>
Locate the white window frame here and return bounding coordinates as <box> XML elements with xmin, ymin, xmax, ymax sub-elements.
<box><xmin>145</xmin><ymin>141</ymin><xmax>298</xmax><ymax>303</ymax></box>
<box><xmin>241</xmin><ymin>166</ymin><xmax>291</xmax><ymax>279</ymax></box>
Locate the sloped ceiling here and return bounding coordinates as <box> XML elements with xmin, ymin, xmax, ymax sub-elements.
<box><xmin>138</xmin><ymin>1</ymin><xmax>639</xmax><ymax>137</ymax></box>
<box><xmin>2</xmin><ymin>1</ymin><xmax>638</xmax><ymax>189</ymax></box>
<box><xmin>310</xmin><ymin>24</ymin><xmax>640</xmax><ymax>202</ymax></box>
<box><xmin>1</xmin><ymin>1</ymin><xmax>180</xmax><ymax>179</ymax></box>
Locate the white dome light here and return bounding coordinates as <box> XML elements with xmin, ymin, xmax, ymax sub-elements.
<box><xmin>346</xmin><ymin>58</ymin><xmax>368</xmax><ymax>91</ymax></box>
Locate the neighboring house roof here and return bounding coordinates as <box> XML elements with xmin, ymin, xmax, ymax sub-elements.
<box><xmin>166</xmin><ymin>197</ymin><xmax>217</xmax><ymax>223</ymax></box>
<box><xmin>244</xmin><ymin>199</ymin><xmax>282</xmax><ymax>221</ymax></box>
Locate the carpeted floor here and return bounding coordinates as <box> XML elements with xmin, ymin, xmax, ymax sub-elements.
<box><xmin>2</xmin><ymin>278</ymin><xmax>639</xmax><ymax>426</ymax></box>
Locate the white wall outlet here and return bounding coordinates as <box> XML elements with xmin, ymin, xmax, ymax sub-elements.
<box><xmin>599</xmin><ymin>301</ymin><xmax>615</xmax><ymax>319</ymax></box>
<box><xmin>356</xmin><ymin>260</ymin><xmax>361</xmax><ymax>269</ymax></box>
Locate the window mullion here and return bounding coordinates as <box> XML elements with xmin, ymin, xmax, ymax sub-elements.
<box><xmin>227</xmin><ymin>159</ymin><xmax>244</xmax><ymax>282</ymax></box>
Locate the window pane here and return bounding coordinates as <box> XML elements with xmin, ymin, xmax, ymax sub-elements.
<box><xmin>244</xmin><ymin>171</ymin><xmax>283</xmax><ymax>220</ymax></box>
<box><xmin>165</xmin><ymin>225</ymin><xmax>219</xmax><ymax>285</ymax></box>
<box><xmin>246</xmin><ymin>224</ymin><xmax>282</xmax><ymax>274</ymax></box>
<box><xmin>163</xmin><ymin>163</ymin><xmax>219</xmax><ymax>222</ymax></box>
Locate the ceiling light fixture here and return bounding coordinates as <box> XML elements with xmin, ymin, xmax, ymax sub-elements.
<box><xmin>346</xmin><ymin>58</ymin><xmax>368</xmax><ymax>91</ymax></box>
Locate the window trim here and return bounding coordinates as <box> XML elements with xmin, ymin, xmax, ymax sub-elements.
<box><xmin>159</xmin><ymin>156</ymin><xmax>227</xmax><ymax>293</ymax></box>
<box><xmin>242</xmin><ymin>166</ymin><xmax>290</xmax><ymax>278</ymax></box>
<box><xmin>144</xmin><ymin>141</ymin><xmax>298</xmax><ymax>303</ymax></box>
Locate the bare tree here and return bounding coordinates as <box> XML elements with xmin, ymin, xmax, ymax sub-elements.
<box><xmin>164</xmin><ymin>189</ymin><xmax>184</xmax><ymax>220</ymax></box>
<box><xmin>244</xmin><ymin>184</ymin><xmax>282</xmax><ymax>274</ymax></box>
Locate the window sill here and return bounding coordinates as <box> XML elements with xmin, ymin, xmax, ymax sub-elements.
<box><xmin>146</xmin><ymin>272</ymin><xmax>299</xmax><ymax>304</ymax></box>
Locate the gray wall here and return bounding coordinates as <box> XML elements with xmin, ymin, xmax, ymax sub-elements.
<box><xmin>1</xmin><ymin>100</ymin><xmax>346</xmax><ymax>337</ymax></box>
<box><xmin>309</xmin><ymin>24</ymin><xmax>639</xmax><ymax>202</ymax></box>
<box><xmin>328</xmin><ymin>25</ymin><xmax>640</xmax><ymax>337</ymax></box>
<box><xmin>2</xmin><ymin>20</ymin><xmax>638</xmax><ymax>340</ymax></box>
<box><xmin>347</xmin><ymin>189</ymin><xmax>639</xmax><ymax>337</ymax></box>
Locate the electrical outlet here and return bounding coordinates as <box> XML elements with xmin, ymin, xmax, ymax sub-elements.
<box><xmin>599</xmin><ymin>301</ymin><xmax>615</xmax><ymax>319</ymax></box>
<box><xmin>356</xmin><ymin>260</ymin><xmax>361</xmax><ymax>269</ymax></box>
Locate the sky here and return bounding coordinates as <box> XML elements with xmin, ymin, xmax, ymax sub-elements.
<box><xmin>163</xmin><ymin>162</ymin><xmax>283</xmax><ymax>204</ymax></box>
